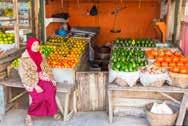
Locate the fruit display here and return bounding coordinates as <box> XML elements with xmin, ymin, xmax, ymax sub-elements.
<box><xmin>139</xmin><ymin>65</ymin><xmax>171</xmax><ymax>87</ymax></box>
<box><xmin>147</xmin><ymin>48</ymin><xmax>188</xmax><ymax>74</ymax></box>
<box><xmin>11</xmin><ymin>58</ymin><xmax>20</xmax><ymax>69</ymax></box>
<box><xmin>3</xmin><ymin>8</ymin><xmax>13</xmax><ymax>17</ymax></box>
<box><xmin>146</xmin><ymin>48</ymin><xmax>182</xmax><ymax>59</ymax></box>
<box><xmin>111</xmin><ymin>48</ymin><xmax>148</xmax><ymax>72</ymax></box>
<box><xmin>140</xmin><ymin>65</ymin><xmax>167</xmax><ymax>74</ymax></box>
<box><xmin>114</xmin><ymin>38</ymin><xmax>156</xmax><ymax>48</ymax></box>
<box><xmin>40</xmin><ymin>45</ymin><xmax>56</xmax><ymax>57</ymax></box>
<box><xmin>0</xmin><ymin>31</ymin><xmax>14</xmax><ymax>44</ymax></box>
<box><xmin>47</xmin><ymin>36</ymin><xmax>65</xmax><ymax>43</ymax></box>
<box><xmin>47</xmin><ymin>37</ymin><xmax>87</xmax><ymax>68</ymax></box>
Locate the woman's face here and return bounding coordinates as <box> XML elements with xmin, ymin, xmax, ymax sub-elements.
<box><xmin>31</xmin><ymin>41</ymin><xmax>40</xmax><ymax>52</ymax></box>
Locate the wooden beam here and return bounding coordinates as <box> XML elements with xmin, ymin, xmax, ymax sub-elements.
<box><xmin>0</xmin><ymin>85</ymin><xmax>6</xmax><ymax>115</ymax></box>
<box><xmin>108</xmin><ymin>90</ymin><xmax>113</xmax><ymax>123</ymax></box>
<box><xmin>108</xmin><ymin>84</ymin><xmax>188</xmax><ymax>93</ymax></box>
<box><xmin>39</xmin><ymin>0</ymin><xmax>45</xmax><ymax>42</ymax></box>
<box><xmin>160</xmin><ymin>92</ymin><xmax>181</xmax><ymax>105</ymax></box>
<box><xmin>55</xmin><ymin>95</ymin><xmax>64</xmax><ymax>115</ymax></box>
<box><xmin>13</xmin><ymin>0</ymin><xmax>19</xmax><ymax>48</ymax></box>
<box><xmin>176</xmin><ymin>93</ymin><xmax>188</xmax><ymax>125</ymax></box>
<box><xmin>173</xmin><ymin>0</ymin><xmax>183</xmax><ymax>44</ymax></box>
<box><xmin>8</xmin><ymin>91</ymin><xmax>26</xmax><ymax>104</ymax></box>
<box><xmin>33</xmin><ymin>0</ymin><xmax>39</xmax><ymax>37</ymax></box>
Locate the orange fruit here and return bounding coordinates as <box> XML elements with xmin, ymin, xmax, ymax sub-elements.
<box><xmin>169</xmin><ymin>62</ymin><xmax>176</xmax><ymax>67</ymax></box>
<box><xmin>156</xmin><ymin>57</ymin><xmax>164</xmax><ymax>62</ymax></box>
<box><xmin>165</xmin><ymin>57</ymin><xmax>172</xmax><ymax>63</ymax></box>
<box><xmin>165</xmin><ymin>50</ymin><xmax>173</xmax><ymax>57</ymax></box>
<box><xmin>173</xmin><ymin>57</ymin><xmax>180</xmax><ymax>63</ymax></box>
<box><xmin>180</xmin><ymin>57</ymin><xmax>188</xmax><ymax>63</ymax></box>
<box><xmin>155</xmin><ymin>61</ymin><xmax>161</xmax><ymax>67</ymax></box>
<box><xmin>180</xmin><ymin>67</ymin><xmax>188</xmax><ymax>74</ymax></box>
<box><xmin>158</xmin><ymin>51</ymin><xmax>165</xmax><ymax>57</ymax></box>
<box><xmin>177</xmin><ymin>62</ymin><xmax>184</xmax><ymax>67</ymax></box>
<box><xmin>161</xmin><ymin>62</ymin><xmax>168</xmax><ymax>67</ymax></box>
<box><xmin>172</xmin><ymin>67</ymin><xmax>180</xmax><ymax>73</ymax></box>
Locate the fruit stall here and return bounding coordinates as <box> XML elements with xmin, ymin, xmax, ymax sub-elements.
<box><xmin>40</xmin><ymin>36</ymin><xmax>89</xmax><ymax>84</ymax></box>
<box><xmin>1</xmin><ymin>0</ymin><xmax>188</xmax><ymax>125</ymax></box>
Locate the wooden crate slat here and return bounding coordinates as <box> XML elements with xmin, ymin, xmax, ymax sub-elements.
<box><xmin>76</xmin><ymin>72</ymin><xmax>108</xmax><ymax>111</ymax></box>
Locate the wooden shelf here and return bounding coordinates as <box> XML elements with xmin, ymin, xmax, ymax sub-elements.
<box><xmin>19</xmin><ymin>17</ymin><xmax>33</xmax><ymax>20</ymax></box>
<box><xmin>45</xmin><ymin>18</ymin><xmax>68</xmax><ymax>27</ymax></box>
<box><xmin>0</xmin><ymin>25</ymin><xmax>31</xmax><ymax>29</ymax></box>
<box><xmin>0</xmin><ymin>18</ymin><xmax>16</xmax><ymax>22</ymax></box>
<box><xmin>0</xmin><ymin>26</ymin><xmax>14</xmax><ymax>29</ymax></box>
<box><xmin>19</xmin><ymin>25</ymin><xmax>31</xmax><ymax>29</ymax></box>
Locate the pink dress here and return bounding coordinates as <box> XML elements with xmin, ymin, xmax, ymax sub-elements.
<box><xmin>27</xmin><ymin>72</ymin><xmax>58</xmax><ymax>116</ymax></box>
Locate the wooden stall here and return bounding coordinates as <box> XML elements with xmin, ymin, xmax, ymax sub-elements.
<box><xmin>76</xmin><ymin>71</ymin><xmax>108</xmax><ymax>111</ymax></box>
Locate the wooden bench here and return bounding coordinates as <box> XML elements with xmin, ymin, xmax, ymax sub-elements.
<box><xmin>107</xmin><ymin>83</ymin><xmax>188</xmax><ymax>125</ymax></box>
<box><xmin>0</xmin><ymin>76</ymin><xmax>77</xmax><ymax>121</ymax></box>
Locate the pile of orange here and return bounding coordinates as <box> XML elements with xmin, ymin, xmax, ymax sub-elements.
<box><xmin>148</xmin><ymin>49</ymin><xmax>188</xmax><ymax>74</ymax></box>
<box><xmin>46</xmin><ymin>37</ymin><xmax>86</xmax><ymax>68</ymax></box>
<box><xmin>146</xmin><ymin>48</ymin><xmax>182</xmax><ymax>59</ymax></box>
<box><xmin>47</xmin><ymin>53</ymin><xmax>77</xmax><ymax>68</ymax></box>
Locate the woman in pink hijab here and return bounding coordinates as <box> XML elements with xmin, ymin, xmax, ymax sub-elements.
<box><xmin>19</xmin><ymin>37</ymin><xmax>60</xmax><ymax>126</ymax></box>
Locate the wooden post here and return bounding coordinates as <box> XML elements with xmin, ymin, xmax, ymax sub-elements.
<box><xmin>0</xmin><ymin>85</ymin><xmax>6</xmax><ymax>121</ymax></box>
<box><xmin>39</xmin><ymin>0</ymin><xmax>45</xmax><ymax>42</ymax></box>
<box><xmin>55</xmin><ymin>95</ymin><xmax>64</xmax><ymax>115</ymax></box>
<box><xmin>173</xmin><ymin>0</ymin><xmax>183</xmax><ymax>43</ymax></box>
<box><xmin>61</xmin><ymin>0</ymin><xmax>64</xmax><ymax>8</ymax></box>
<box><xmin>108</xmin><ymin>90</ymin><xmax>113</xmax><ymax>123</ymax></box>
<box><xmin>34</xmin><ymin>0</ymin><xmax>40</xmax><ymax>38</ymax></box>
<box><xmin>64</xmin><ymin>93</ymin><xmax>70</xmax><ymax>121</ymax></box>
<box><xmin>73</xmin><ymin>90</ymin><xmax>77</xmax><ymax>113</ymax></box>
<box><xmin>13</xmin><ymin>0</ymin><xmax>19</xmax><ymax>48</ymax></box>
<box><xmin>176</xmin><ymin>93</ymin><xmax>188</xmax><ymax>125</ymax></box>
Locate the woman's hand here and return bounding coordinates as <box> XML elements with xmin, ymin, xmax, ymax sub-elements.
<box><xmin>35</xmin><ymin>85</ymin><xmax>44</xmax><ymax>93</ymax></box>
<box><xmin>52</xmin><ymin>80</ymin><xmax>56</xmax><ymax>86</ymax></box>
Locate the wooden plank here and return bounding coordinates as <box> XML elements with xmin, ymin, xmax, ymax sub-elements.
<box><xmin>113</xmin><ymin>98</ymin><xmax>162</xmax><ymax>108</ymax></box>
<box><xmin>174</xmin><ymin>0</ymin><xmax>184</xmax><ymax>41</ymax></box>
<box><xmin>108</xmin><ymin>84</ymin><xmax>188</xmax><ymax>93</ymax></box>
<box><xmin>0</xmin><ymin>18</ymin><xmax>16</xmax><ymax>21</ymax></box>
<box><xmin>160</xmin><ymin>92</ymin><xmax>181</xmax><ymax>104</ymax></box>
<box><xmin>0</xmin><ymin>85</ymin><xmax>6</xmax><ymax>115</ymax></box>
<box><xmin>176</xmin><ymin>94</ymin><xmax>188</xmax><ymax>125</ymax></box>
<box><xmin>112</xmin><ymin>91</ymin><xmax>183</xmax><ymax>100</ymax></box>
<box><xmin>114</xmin><ymin>106</ymin><xmax>145</xmax><ymax>117</ymax></box>
<box><xmin>73</xmin><ymin>91</ymin><xmax>77</xmax><ymax>112</ymax></box>
<box><xmin>55</xmin><ymin>95</ymin><xmax>64</xmax><ymax>115</ymax></box>
<box><xmin>76</xmin><ymin>72</ymin><xmax>108</xmax><ymax>111</ymax></box>
<box><xmin>0</xmin><ymin>62</ymin><xmax>11</xmax><ymax>72</ymax></box>
<box><xmin>63</xmin><ymin>93</ymin><xmax>70</xmax><ymax>121</ymax></box>
<box><xmin>108</xmin><ymin>90</ymin><xmax>113</xmax><ymax>123</ymax></box>
<box><xmin>98</xmin><ymin>72</ymin><xmax>105</xmax><ymax>110</ymax></box>
<box><xmin>76</xmin><ymin>72</ymin><xmax>90</xmax><ymax>111</ymax></box>
<box><xmin>0</xmin><ymin>48</ymin><xmax>19</xmax><ymax>60</ymax></box>
<box><xmin>8</xmin><ymin>91</ymin><xmax>26</xmax><ymax>104</ymax></box>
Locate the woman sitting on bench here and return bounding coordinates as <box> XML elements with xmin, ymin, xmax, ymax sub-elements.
<box><xmin>18</xmin><ymin>37</ymin><xmax>60</xmax><ymax>126</ymax></box>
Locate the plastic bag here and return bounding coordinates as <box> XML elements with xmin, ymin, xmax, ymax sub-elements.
<box><xmin>109</xmin><ymin>69</ymin><xmax>139</xmax><ymax>87</ymax></box>
<box><xmin>150</xmin><ymin>102</ymin><xmax>173</xmax><ymax>115</ymax></box>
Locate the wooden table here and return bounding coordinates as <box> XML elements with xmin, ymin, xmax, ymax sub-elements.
<box><xmin>0</xmin><ymin>76</ymin><xmax>77</xmax><ymax>121</ymax></box>
<box><xmin>107</xmin><ymin>83</ymin><xmax>188</xmax><ymax>125</ymax></box>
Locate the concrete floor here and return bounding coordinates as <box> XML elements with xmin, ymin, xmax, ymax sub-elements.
<box><xmin>0</xmin><ymin>109</ymin><xmax>149</xmax><ymax>126</ymax></box>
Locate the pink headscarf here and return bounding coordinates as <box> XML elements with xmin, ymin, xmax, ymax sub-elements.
<box><xmin>26</xmin><ymin>37</ymin><xmax>42</xmax><ymax>72</ymax></box>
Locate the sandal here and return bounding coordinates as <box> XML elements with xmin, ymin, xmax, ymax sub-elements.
<box><xmin>53</xmin><ymin>113</ymin><xmax>62</xmax><ymax>120</ymax></box>
<box><xmin>25</xmin><ymin>116</ymin><xmax>33</xmax><ymax>126</ymax></box>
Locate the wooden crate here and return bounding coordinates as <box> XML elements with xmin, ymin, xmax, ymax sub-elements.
<box><xmin>76</xmin><ymin>71</ymin><xmax>108</xmax><ymax>111</ymax></box>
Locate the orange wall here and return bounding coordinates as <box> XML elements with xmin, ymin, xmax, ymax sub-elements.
<box><xmin>46</xmin><ymin>1</ymin><xmax>160</xmax><ymax>45</ymax></box>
